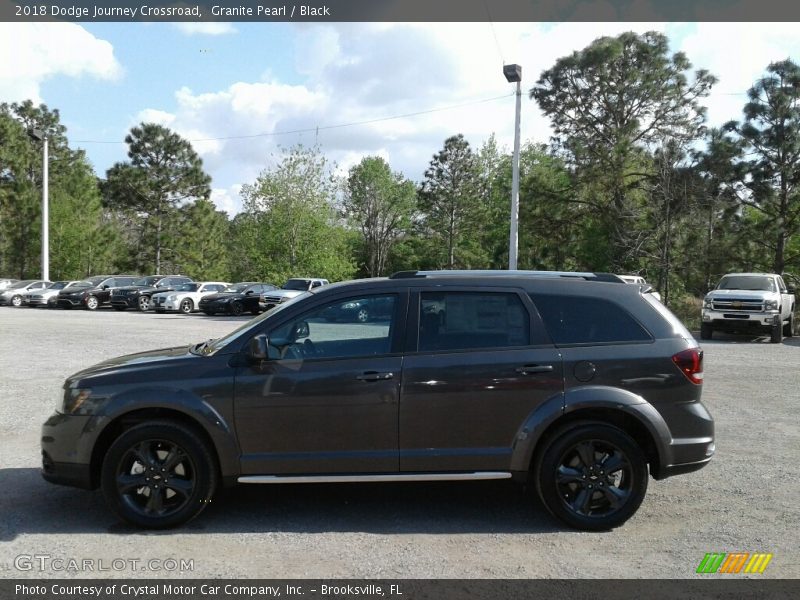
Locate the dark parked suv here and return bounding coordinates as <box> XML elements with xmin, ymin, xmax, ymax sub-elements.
<box><xmin>41</xmin><ymin>270</ymin><xmax>713</xmax><ymax>530</ymax></box>
<box><xmin>110</xmin><ymin>275</ymin><xmax>193</xmax><ymax>311</ymax></box>
<box><xmin>56</xmin><ymin>276</ymin><xmax>138</xmax><ymax>310</ymax></box>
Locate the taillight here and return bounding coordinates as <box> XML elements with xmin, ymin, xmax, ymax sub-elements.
<box><xmin>672</xmin><ymin>348</ymin><xmax>703</xmax><ymax>384</ymax></box>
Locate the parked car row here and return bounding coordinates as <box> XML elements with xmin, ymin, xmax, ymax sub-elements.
<box><xmin>0</xmin><ymin>274</ymin><xmax>332</xmax><ymax>317</ymax></box>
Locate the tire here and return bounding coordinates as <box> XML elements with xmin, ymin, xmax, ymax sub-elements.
<box><xmin>356</xmin><ymin>307</ymin><xmax>370</xmax><ymax>323</ymax></box>
<box><xmin>535</xmin><ymin>422</ymin><xmax>648</xmax><ymax>531</ymax></box>
<box><xmin>85</xmin><ymin>295</ymin><xmax>99</xmax><ymax>311</ymax></box>
<box><xmin>100</xmin><ymin>421</ymin><xmax>217</xmax><ymax>529</ymax></box>
<box><xmin>179</xmin><ymin>299</ymin><xmax>194</xmax><ymax>314</ymax></box>
<box><xmin>11</xmin><ymin>295</ymin><xmax>22</xmax><ymax>307</ymax></box>
<box><xmin>770</xmin><ymin>322</ymin><xmax>782</xmax><ymax>344</ymax></box>
<box><xmin>230</xmin><ymin>301</ymin><xmax>244</xmax><ymax>316</ymax></box>
<box><xmin>700</xmin><ymin>323</ymin><xmax>712</xmax><ymax>340</ymax></box>
<box><xmin>138</xmin><ymin>296</ymin><xmax>150</xmax><ymax>312</ymax></box>
<box><xmin>783</xmin><ymin>311</ymin><xmax>795</xmax><ymax>337</ymax></box>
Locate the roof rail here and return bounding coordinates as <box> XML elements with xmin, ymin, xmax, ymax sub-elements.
<box><xmin>388</xmin><ymin>269</ymin><xmax>624</xmax><ymax>282</ymax></box>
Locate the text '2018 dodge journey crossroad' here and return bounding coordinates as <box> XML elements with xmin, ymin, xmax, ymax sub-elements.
<box><xmin>41</xmin><ymin>270</ymin><xmax>714</xmax><ymax>530</ymax></box>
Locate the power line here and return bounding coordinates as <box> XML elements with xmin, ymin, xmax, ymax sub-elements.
<box><xmin>71</xmin><ymin>93</ymin><xmax>514</xmax><ymax>145</ymax></box>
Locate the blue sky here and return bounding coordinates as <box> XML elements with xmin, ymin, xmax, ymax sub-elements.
<box><xmin>4</xmin><ymin>22</ymin><xmax>800</xmax><ymax>215</ymax></box>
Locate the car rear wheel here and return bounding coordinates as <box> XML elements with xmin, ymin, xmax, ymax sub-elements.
<box><xmin>536</xmin><ymin>422</ymin><xmax>648</xmax><ymax>531</ymax></box>
<box><xmin>138</xmin><ymin>296</ymin><xmax>150</xmax><ymax>311</ymax></box>
<box><xmin>85</xmin><ymin>295</ymin><xmax>99</xmax><ymax>311</ymax></box>
<box><xmin>230</xmin><ymin>301</ymin><xmax>244</xmax><ymax>316</ymax></box>
<box><xmin>700</xmin><ymin>323</ymin><xmax>712</xmax><ymax>340</ymax></box>
<box><xmin>180</xmin><ymin>299</ymin><xmax>194</xmax><ymax>314</ymax></box>
<box><xmin>101</xmin><ymin>421</ymin><xmax>217</xmax><ymax>529</ymax></box>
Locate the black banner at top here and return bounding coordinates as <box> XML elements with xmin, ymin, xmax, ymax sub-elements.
<box><xmin>4</xmin><ymin>0</ymin><xmax>800</xmax><ymax>22</ymax></box>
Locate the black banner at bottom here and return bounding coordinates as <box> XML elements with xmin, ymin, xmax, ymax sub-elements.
<box><xmin>4</xmin><ymin>579</ymin><xmax>800</xmax><ymax>600</ymax></box>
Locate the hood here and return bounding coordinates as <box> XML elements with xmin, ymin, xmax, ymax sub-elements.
<box><xmin>115</xmin><ymin>285</ymin><xmax>157</xmax><ymax>294</ymax></box>
<box><xmin>706</xmin><ymin>289</ymin><xmax>776</xmax><ymax>299</ymax></box>
<box><xmin>266</xmin><ymin>289</ymin><xmax>304</xmax><ymax>299</ymax></box>
<box><xmin>201</xmin><ymin>292</ymin><xmax>243</xmax><ymax>301</ymax></box>
<box><xmin>68</xmin><ymin>345</ymin><xmax>193</xmax><ymax>383</ymax></box>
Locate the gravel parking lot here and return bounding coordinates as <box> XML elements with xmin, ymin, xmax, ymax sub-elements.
<box><xmin>1</xmin><ymin>307</ymin><xmax>798</xmax><ymax>579</ymax></box>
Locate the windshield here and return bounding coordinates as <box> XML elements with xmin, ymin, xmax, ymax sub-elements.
<box><xmin>8</xmin><ymin>280</ymin><xmax>36</xmax><ymax>289</ymax></box>
<box><xmin>717</xmin><ymin>276</ymin><xmax>775</xmax><ymax>292</ymax></box>
<box><xmin>47</xmin><ymin>281</ymin><xmax>70</xmax><ymax>290</ymax></box>
<box><xmin>175</xmin><ymin>283</ymin><xmax>199</xmax><ymax>292</ymax></box>
<box><xmin>282</xmin><ymin>279</ymin><xmax>311</xmax><ymax>291</ymax></box>
<box><xmin>70</xmin><ymin>281</ymin><xmax>94</xmax><ymax>289</ymax></box>
<box><xmin>133</xmin><ymin>276</ymin><xmax>160</xmax><ymax>286</ymax></box>
<box><xmin>199</xmin><ymin>292</ymin><xmax>312</xmax><ymax>355</ymax></box>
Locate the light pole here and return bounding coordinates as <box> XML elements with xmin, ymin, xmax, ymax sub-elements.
<box><xmin>503</xmin><ymin>64</ymin><xmax>522</xmax><ymax>270</ymax></box>
<box><xmin>29</xmin><ymin>129</ymin><xmax>49</xmax><ymax>281</ymax></box>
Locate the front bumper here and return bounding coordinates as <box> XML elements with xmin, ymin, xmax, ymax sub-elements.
<box><xmin>40</xmin><ymin>412</ymin><xmax>97</xmax><ymax>489</ymax></box>
<box><xmin>57</xmin><ymin>296</ymin><xmax>86</xmax><ymax>308</ymax></box>
<box><xmin>111</xmin><ymin>296</ymin><xmax>139</xmax><ymax>308</ymax></box>
<box><xmin>701</xmin><ymin>309</ymin><xmax>779</xmax><ymax>330</ymax></box>
<box><xmin>200</xmin><ymin>302</ymin><xmax>231</xmax><ymax>313</ymax></box>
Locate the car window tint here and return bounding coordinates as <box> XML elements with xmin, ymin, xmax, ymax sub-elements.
<box><xmin>270</xmin><ymin>295</ymin><xmax>396</xmax><ymax>359</ymax></box>
<box><xmin>531</xmin><ymin>294</ymin><xmax>651</xmax><ymax>345</ymax></box>
<box><xmin>418</xmin><ymin>292</ymin><xmax>530</xmax><ymax>352</ymax></box>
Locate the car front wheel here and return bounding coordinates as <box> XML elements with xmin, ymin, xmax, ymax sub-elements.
<box><xmin>101</xmin><ymin>421</ymin><xmax>217</xmax><ymax>529</ymax></box>
<box><xmin>180</xmin><ymin>299</ymin><xmax>194</xmax><ymax>314</ymax></box>
<box><xmin>85</xmin><ymin>295</ymin><xmax>99</xmax><ymax>311</ymax></box>
<box><xmin>11</xmin><ymin>295</ymin><xmax>23</xmax><ymax>307</ymax></box>
<box><xmin>230</xmin><ymin>301</ymin><xmax>244</xmax><ymax>316</ymax></box>
<box><xmin>536</xmin><ymin>422</ymin><xmax>648</xmax><ymax>531</ymax></box>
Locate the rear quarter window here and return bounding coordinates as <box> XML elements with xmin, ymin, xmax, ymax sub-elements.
<box><xmin>530</xmin><ymin>294</ymin><xmax>652</xmax><ymax>345</ymax></box>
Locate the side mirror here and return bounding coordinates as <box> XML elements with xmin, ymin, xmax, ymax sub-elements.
<box><xmin>245</xmin><ymin>290</ymin><xmax>254</xmax><ymax>295</ymax></box>
<box><xmin>293</xmin><ymin>321</ymin><xmax>310</xmax><ymax>340</ymax></box>
<box><xmin>788</xmin><ymin>286</ymin><xmax>796</xmax><ymax>294</ymax></box>
<box><xmin>102</xmin><ymin>284</ymin><xmax>110</xmax><ymax>290</ymax></box>
<box><xmin>249</xmin><ymin>334</ymin><xmax>269</xmax><ymax>360</ymax></box>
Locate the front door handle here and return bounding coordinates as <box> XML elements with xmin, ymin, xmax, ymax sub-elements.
<box><xmin>356</xmin><ymin>371</ymin><xmax>394</xmax><ymax>381</ymax></box>
<box><xmin>516</xmin><ymin>364</ymin><xmax>554</xmax><ymax>375</ymax></box>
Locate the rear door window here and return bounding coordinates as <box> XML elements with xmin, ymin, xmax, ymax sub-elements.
<box><xmin>418</xmin><ymin>292</ymin><xmax>530</xmax><ymax>352</ymax></box>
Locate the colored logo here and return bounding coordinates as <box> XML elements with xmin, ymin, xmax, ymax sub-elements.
<box><xmin>696</xmin><ymin>552</ymin><xmax>773</xmax><ymax>574</ymax></box>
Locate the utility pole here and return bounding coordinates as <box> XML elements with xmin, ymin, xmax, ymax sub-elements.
<box><xmin>503</xmin><ymin>64</ymin><xmax>522</xmax><ymax>270</ymax></box>
<box><xmin>30</xmin><ymin>129</ymin><xmax>49</xmax><ymax>281</ymax></box>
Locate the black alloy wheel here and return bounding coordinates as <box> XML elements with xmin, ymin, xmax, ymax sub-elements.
<box><xmin>537</xmin><ymin>423</ymin><xmax>647</xmax><ymax>531</ymax></box>
<box><xmin>230</xmin><ymin>301</ymin><xmax>244</xmax><ymax>316</ymax></box>
<box><xmin>101</xmin><ymin>421</ymin><xmax>217</xmax><ymax>528</ymax></box>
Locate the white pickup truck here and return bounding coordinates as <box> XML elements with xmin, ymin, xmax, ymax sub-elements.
<box><xmin>701</xmin><ymin>272</ymin><xmax>796</xmax><ymax>343</ymax></box>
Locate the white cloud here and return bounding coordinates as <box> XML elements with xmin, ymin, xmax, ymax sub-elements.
<box><xmin>0</xmin><ymin>23</ymin><xmax>121</xmax><ymax>103</ymax></box>
<box><xmin>135</xmin><ymin>23</ymin><xmax>800</xmax><ymax>216</ymax></box>
<box><xmin>172</xmin><ymin>23</ymin><xmax>237</xmax><ymax>36</ymax></box>
<box><xmin>210</xmin><ymin>185</ymin><xmax>243</xmax><ymax>216</ymax></box>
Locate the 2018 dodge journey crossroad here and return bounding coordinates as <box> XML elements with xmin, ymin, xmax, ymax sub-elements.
<box><xmin>41</xmin><ymin>270</ymin><xmax>714</xmax><ymax>530</ymax></box>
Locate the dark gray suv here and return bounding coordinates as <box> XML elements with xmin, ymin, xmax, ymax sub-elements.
<box><xmin>41</xmin><ymin>270</ymin><xmax>714</xmax><ymax>530</ymax></box>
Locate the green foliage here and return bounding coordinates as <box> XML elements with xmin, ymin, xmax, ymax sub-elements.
<box><xmin>236</xmin><ymin>145</ymin><xmax>355</xmax><ymax>284</ymax></box>
<box><xmin>344</xmin><ymin>156</ymin><xmax>416</xmax><ymax>277</ymax></box>
<box><xmin>531</xmin><ymin>31</ymin><xmax>716</xmax><ymax>271</ymax></box>
<box><xmin>103</xmin><ymin>123</ymin><xmax>211</xmax><ymax>274</ymax></box>
<box><xmin>418</xmin><ymin>134</ymin><xmax>488</xmax><ymax>268</ymax></box>
<box><xmin>171</xmin><ymin>199</ymin><xmax>231</xmax><ymax>281</ymax></box>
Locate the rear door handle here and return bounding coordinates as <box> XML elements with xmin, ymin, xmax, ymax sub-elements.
<box><xmin>516</xmin><ymin>364</ymin><xmax>554</xmax><ymax>375</ymax></box>
<box><xmin>356</xmin><ymin>371</ymin><xmax>394</xmax><ymax>381</ymax></box>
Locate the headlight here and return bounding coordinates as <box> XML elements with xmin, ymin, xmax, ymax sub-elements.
<box><xmin>765</xmin><ymin>299</ymin><xmax>779</xmax><ymax>310</ymax></box>
<box><xmin>166</xmin><ymin>295</ymin><xmax>176</xmax><ymax>301</ymax></box>
<box><xmin>61</xmin><ymin>388</ymin><xmax>105</xmax><ymax>415</ymax></box>
<box><xmin>703</xmin><ymin>297</ymin><xmax>713</xmax><ymax>309</ymax></box>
